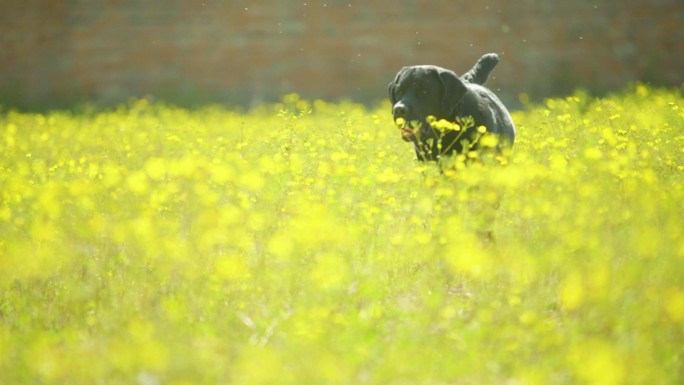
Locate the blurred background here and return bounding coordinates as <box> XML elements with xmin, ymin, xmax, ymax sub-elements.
<box><xmin>1</xmin><ymin>0</ymin><xmax>683</xmax><ymax>110</ymax></box>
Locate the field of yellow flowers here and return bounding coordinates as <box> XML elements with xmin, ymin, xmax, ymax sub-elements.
<box><xmin>1</xmin><ymin>85</ymin><xmax>683</xmax><ymax>384</ymax></box>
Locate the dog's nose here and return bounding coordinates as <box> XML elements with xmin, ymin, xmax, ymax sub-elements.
<box><xmin>393</xmin><ymin>104</ymin><xmax>408</xmax><ymax>117</ymax></box>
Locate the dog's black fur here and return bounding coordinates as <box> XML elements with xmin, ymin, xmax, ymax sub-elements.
<box><xmin>461</xmin><ymin>53</ymin><xmax>500</xmax><ymax>85</ymax></box>
<box><xmin>389</xmin><ymin>53</ymin><xmax>515</xmax><ymax>161</ymax></box>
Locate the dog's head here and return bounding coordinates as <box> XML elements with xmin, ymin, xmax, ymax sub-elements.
<box><xmin>388</xmin><ymin>65</ymin><xmax>468</xmax><ymax>142</ymax></box>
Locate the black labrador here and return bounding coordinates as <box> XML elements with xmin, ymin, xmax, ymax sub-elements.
<box><xmin>389</xmin><ymin>53</ymin><xmax>515</xmax><ymax>161</ymax></box>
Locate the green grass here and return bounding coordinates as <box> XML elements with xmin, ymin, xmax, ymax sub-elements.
<box><xmin>1</xmin><ymin>86</ymin><xmax>683</xmax><ymax>384</ymax></box>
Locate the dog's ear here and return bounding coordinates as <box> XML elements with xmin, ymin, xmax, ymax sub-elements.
<box><xmin>388</xmin><ymin>68</ymin><xmax>406</xmax><ymax>105</ymax></box>
<box><xmin>388</xmin><ymin>80</ymin><xmax>397</xmax><ymax>105</ymax></box>
<box><xmin>388</xmin><ymin>68</ymin><xmax>404</xmax><ymax>105</ymax></box>
<box><xmin>437</xmin><ymin>68</ymin><xmax>468</xmax><ymax>117</ymax></box>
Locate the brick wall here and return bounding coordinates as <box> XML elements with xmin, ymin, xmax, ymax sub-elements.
<box><xmin>1</xmin><ymin>0</ymin><xmax>683</xmax><ymax>109</ymax></box>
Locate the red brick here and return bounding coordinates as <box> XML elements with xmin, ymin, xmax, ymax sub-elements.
<box><xmin>1</xmin><ymin>0</ymin><xmax>682</xmax><ymax>109</ymax></box>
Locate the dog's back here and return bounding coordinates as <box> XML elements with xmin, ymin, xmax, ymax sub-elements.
<box><xmin>460</xmin><ymin>83</ymin><xmax>515</xmax><ymax>146</ymax></box>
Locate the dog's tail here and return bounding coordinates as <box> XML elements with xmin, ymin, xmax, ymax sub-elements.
<box><xmin>461</xmin><ymin>53</ymin><xmax>500</xmax><ymax>85</ymax></box>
